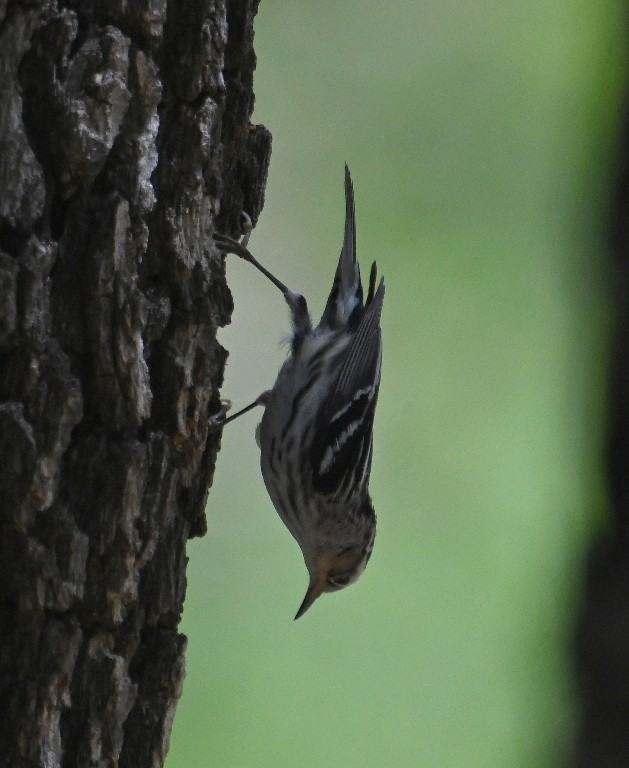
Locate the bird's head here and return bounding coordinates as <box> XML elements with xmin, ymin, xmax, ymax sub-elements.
<box><xmin>295</xmin><ymin>515</ymin><xmax>376</xmax><ymax>619</ymax></box>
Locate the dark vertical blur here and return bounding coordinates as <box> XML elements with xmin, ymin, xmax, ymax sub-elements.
<box><xmin>573</xmin><ymin>24</ymin><xmax>629</xmax><ymax>767</ymax></box>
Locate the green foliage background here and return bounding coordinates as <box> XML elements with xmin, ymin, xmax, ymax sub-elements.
<box><xmin>169</xmin><ymin>2</ymin><xmax>626</xmax><ymax>765</ymax></box>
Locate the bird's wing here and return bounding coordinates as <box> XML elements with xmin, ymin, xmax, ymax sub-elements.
<box><xmin>312</xmin><ymin>278</ymin><xmax>385</xmax><ymax>499</ymax></box>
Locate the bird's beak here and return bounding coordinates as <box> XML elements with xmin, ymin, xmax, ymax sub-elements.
<box><xmin>294</xmin><ymin>575</ymin><xmax>326</xmax><ymax>620</ymax></box>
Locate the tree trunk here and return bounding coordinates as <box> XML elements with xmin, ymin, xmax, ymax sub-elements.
<box><xmin>0</xmin><ymin>1</ymin><xmax>270</xmax><ymax>766</ymax></box>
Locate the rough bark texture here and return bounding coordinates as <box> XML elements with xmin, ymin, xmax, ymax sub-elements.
<box><xmin>0</xmin><ymin>1</ymin><xmax>271</xmax><ymax>766</ymax></box>
<box><xmin>572</xmin><ymin>104</ymin><xmax>629</xmax><ymax>765</ymax></box>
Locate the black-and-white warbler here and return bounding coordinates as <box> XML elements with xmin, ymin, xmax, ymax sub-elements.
<box><xmin>213</xmin><ymin>167</ymin><xmax>384</xmax><ymax>619</ymax></box>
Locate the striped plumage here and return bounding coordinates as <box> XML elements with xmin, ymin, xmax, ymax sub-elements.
<box><xmin>214</xmin><ymin>167</ymin><xmax>384</xmax><ymax>619</ymax></box>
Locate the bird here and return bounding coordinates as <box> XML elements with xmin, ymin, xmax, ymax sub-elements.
<box><xmin>212</xmin><ymin>166</ymin><xmax>384</xmax><ymax>619</ymax></box>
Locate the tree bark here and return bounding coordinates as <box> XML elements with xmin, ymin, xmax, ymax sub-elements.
<box><xmin>0</xmin><ymin>1</ymin><xmax>271</xmax><ymax>766</ymax></box>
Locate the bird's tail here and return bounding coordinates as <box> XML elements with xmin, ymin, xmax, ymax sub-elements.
<box><xmin>319</xmin><ymin>165</ymin><xmax>364</xmax><ymax>329</ymax></box>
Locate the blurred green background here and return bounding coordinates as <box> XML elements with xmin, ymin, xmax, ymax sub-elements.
<box><xmin>169</xmin><ymin>2</ymin><xmax>626</xmax><ymax>766</ymax></box>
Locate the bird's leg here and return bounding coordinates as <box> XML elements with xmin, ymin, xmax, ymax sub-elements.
<box><xmin>214</xmin><ymin>231</ymin><xmax>292</xmax><ymax>294</ymax></box>
<box><xmin>213</xmin><ymin>217</ymin><xmax>311</xmax><ymax>334</ymax></box>
<box><xmin>209</xmin><ymin>393</ymin><xmax>270</xmax><ymax>431</ymax></box>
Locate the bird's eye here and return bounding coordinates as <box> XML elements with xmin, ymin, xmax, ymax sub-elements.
<box><xmin>328</xmin><ymin>574</ymin><xmax>350</xmax><ymax>588</ymax></box>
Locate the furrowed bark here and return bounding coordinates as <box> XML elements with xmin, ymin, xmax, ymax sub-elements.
<box><xmin>0</xmin><ymin>1</ymin><xmax>271</xmax><ymax>765</ymax></box>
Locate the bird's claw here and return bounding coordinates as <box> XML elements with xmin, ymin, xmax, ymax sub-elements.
<box><xmin>214</xmin><ymin>211</ymin><xmax>253</xmax><ymax>254</ymax></box>
<box><xmin>209</xmin><ymin>399</ymin><xmax>232</xmax><ymax>431</ymax></box>
<box><xmin>213</xmin><ymin>232</ymin><xmax>246</xmax><ymax>256</ymax></box>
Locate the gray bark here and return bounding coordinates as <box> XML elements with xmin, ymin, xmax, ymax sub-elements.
<box><xmin>0</xmin><ymin>1</ymin><xmax>271</xmax><ymax>766</ymax></box>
